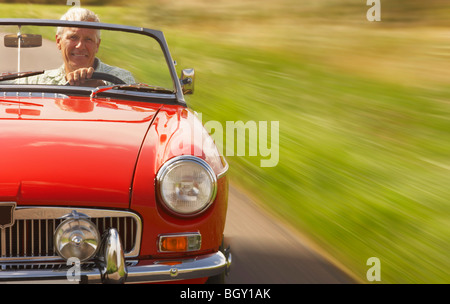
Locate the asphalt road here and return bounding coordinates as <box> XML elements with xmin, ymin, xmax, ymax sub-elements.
<box><xmin>224</xmin><ymin>185</ymin><xmax>357</xmax><ymax>284</ymax></box>
<box><xmin>0</xmin><ymin>33</ymin><xmax>62</xmax><ymax>72</ymax></box>
<box><xmin>3</xmin><ymin>32</ymin><xmax>356</xmax><ymax>284</ymax></box>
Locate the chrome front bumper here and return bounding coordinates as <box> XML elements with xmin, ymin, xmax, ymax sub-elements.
<box><xmin>0</xmin><ymin>229</ymin><xmax>231</xmax><ymax>284</ymax></box>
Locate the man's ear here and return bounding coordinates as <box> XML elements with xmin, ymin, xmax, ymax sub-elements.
<box><xmin>95</xmin><ymin>38</ymin><xmax>101</xmax><ymax>53</ymax></box>
<box><xmin>55</xmin><ymin>34</ymin><xmax>61</xmax><ymax>50</ymax></box>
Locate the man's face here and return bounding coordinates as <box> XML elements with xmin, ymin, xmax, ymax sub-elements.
<box><xmin>56</xmin><ymin>27</ymin><xmax>100</xmax><ymax>73</ymax></box>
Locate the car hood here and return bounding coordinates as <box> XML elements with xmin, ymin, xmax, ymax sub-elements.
<box><xmin>0</xmin><ymin>96</ymin><xmax>161</xmax><ymax>208</ymax></box>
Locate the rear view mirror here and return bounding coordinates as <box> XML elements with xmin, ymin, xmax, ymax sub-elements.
<box><xmin>4</xmin><ymin>34</ymin><xmax>42</xmax><ymax>48</ymax></box>
<box><xmin>180</xmin><ymin>68</ymin><xmax>195</xmax><ymax>95</ymax></box>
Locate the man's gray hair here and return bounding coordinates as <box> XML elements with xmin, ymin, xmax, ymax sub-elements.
<box><xmin>56</xmin><ymin>7</ymin><xmax>101</xmax><ymax>40</ymax></box>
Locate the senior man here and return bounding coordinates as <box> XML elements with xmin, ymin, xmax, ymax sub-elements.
<box><xmin>24</xmin><ymin>7</ymin><xmax>134</xmax><ymax>86</ymax></box>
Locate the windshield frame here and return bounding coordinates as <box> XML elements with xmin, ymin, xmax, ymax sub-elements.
<box><xmin>0</xmin><ymin>18</ymin><xmax>185</xmax><ymax>105</ymax></box>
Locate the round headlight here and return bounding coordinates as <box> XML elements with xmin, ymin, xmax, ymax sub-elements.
<box><xmin>156</xmin><ymin>156</ymin><xmax>217</xmax><ymax>216</ymax></box>
<box><xmin>54</xmin><ymin>216</ymin><xmax>100</xmax><ymax>261</ymax></box>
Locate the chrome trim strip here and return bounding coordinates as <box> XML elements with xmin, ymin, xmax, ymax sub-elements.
<box><xmin>217</xmin><ymin>155</ymin><xmax>229</xmax><ymax>179</ymax></box>
<box><xmin>1</xmin><ymin>92</ymin><xmax>69</xmax><ymax>99</ymax></box>
<box><xmin>125</xmin><ymin>252</ymin><xmax>227</xmax><ymax>284</ymax></box>
<box><xmin>0</xmin><ymin>230</ymin><xmax>5</xmax><ymax>258</ymax></box>
<box><xmin>0</xmin><ymin>251</ymin><xmax>228</xmax><ymax>284</ymax></box>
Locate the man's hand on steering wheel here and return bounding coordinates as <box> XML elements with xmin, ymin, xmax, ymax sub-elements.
<box><xmin>66</xmin><ymin>67</ymin><xmax>105</xmax><ymax>87</ymax></box>
<box><xmin>66</xmin><ymin>68</ymin><xmax>126</xmax><ymax>87</ymax></box>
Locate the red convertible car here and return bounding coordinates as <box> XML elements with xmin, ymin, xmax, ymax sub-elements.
<box><xmin>0</xmin><ymin>17</ymin><xmax>230</xmax><ymax>283</ymax></box>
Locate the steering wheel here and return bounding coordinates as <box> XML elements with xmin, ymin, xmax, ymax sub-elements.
<box><xmin>90</xmin><ymin>72</ymin><xmax>126</xmax><ymax>85</ymax></box>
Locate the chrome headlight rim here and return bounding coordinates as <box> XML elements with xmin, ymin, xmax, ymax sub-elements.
<box><xmin>156</xmin><ymin>155</ymin><xmax>218</xmax><ymax>217</ymax></box>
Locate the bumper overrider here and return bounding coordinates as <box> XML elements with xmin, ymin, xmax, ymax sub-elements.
<box><xmin>0</xmin><ymin>228</ymin><xmax>232</xmax><ymax>284</ymax></box>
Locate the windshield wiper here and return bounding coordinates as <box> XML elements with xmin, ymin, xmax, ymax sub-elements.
<box><xmin>90</xmin><ymin>84</ymin><xmax>174</xmax><ymax>98</ymax></box>
<box><xmin>0</xmin><ymin>70</ymin><xmax>44</xmax><ymax>81</ymax></box>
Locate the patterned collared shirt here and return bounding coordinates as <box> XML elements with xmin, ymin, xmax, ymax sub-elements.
<box><xmin>15</xmin><ymin>58</ymin><xmax>135</xmax><ymax>85</ymax></box>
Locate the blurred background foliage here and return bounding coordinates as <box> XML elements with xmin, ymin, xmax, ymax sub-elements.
<box><xmin>1</xmin><ymin>0</ymin><xmax>449</xmax><ymax>283</ymax></box>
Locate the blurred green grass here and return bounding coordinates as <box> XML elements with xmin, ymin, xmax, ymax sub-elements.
<box><xmin>1</xmin><ymin>1</ymin><xmax>450</xmax><ymax>283</ymax></box>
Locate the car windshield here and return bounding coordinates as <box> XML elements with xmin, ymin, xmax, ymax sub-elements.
<box><xmin>0</xmin><ymin>23</ymin><xmax>174</xmax><ymax>93</ymax></box>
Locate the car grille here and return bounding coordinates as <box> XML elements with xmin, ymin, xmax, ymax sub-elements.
<box><xmin>0</xmin><ymin>206</ymin><xmax>141</xmax><ymax>262</ymax></box>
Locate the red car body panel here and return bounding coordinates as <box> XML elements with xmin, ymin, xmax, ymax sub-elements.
<box><xmin>131</xmin><ymin>105</ymin><xmax>228</xmax><ymax>258</ymax></box>
<box><xmin>0</xmin><ymin>96</ymin><xmax>160</xmax><ymax>209</ymax></box>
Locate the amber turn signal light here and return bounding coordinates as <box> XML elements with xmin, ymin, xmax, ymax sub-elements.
<box><xmin>158</xmin><ymin>233</ymin><xmax>201</xmax><ymax>252</ymax></box>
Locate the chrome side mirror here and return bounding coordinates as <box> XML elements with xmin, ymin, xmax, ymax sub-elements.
<box><xmin>180</xmin><ymin>68</ymin><xmax>195</xmax><ymax>95</ymax></box>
